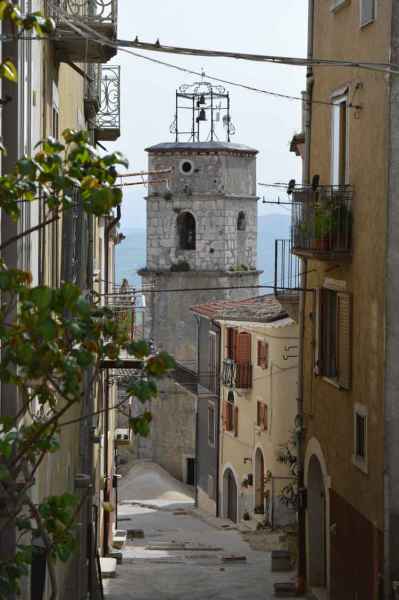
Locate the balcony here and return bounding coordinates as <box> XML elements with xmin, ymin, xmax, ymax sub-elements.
<box><xmin>222</xmin><ymin>359</ymin><xmax>252</xmax><ymax>389</ymax></box>
<box><xmin>95</xmin><ymin>65</ymin><xmax>121</xmax><ymax>141</ymax></box>
<box><xmin>274</xmin><ymin>239</ymin><xmax>300</xmax><ymax>321</ymax></box>
<box><xmin>50</xmin><ymin>0</ymin><xmax>117</xmax><ymax>63</ymax></box>
<box><xmin>291</xmin><ymin>185</ymin><xmax>353</xmax><ymax>261</ymax></box>
<box><xmin>84</xmin><ymin>64</ymin><xmax>101</xmax><ymax>121</ymax></box>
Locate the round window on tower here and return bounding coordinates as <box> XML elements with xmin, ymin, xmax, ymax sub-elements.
<box><xmin>180</xmin><ymin>160</ymin><xmax>194</xmax><ymax>175</ymax></box>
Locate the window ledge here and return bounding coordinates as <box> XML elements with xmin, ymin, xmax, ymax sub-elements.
<box><xmin>360</xmin><ymin>18</ymin><xmax>375</xmax><ymax>29</ymax></box>
<box><xmin>352</xmin><ymin>455</ymin><xmax>368</xmax><ymax>474</ymax></box>
<box><xmin>330</xmin><ymin>0</ymin><xmax>350</xmax><ymax>13</ymax></box>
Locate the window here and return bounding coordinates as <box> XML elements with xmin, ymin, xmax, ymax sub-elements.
<box><xmin>315</xmin><ymin>288</ymin><xmax>352</xmax><ymax>389</ymax></box>
<box><xmin>257</xmin><ymin>402</ymin><xmax>268</xmax><ymax>431</ymax></box>
<box><xmin>177</xmin><ymin>212</ymin><xmax>196</xmax><ymax>250</ymax></box>
<box><xmin>360</xmin><ymin>0</ymin><xmax>375</xmax><ymax>26</ymax></box>
<box><xmin>257</xmin><ymin>341</ymin><xmax>269</xmax><ymax>369</ymax></box>
<box><xmin>237</xmin><ymin>211</ymin><xmax>246</xmax><ymax>231</ymax></box>
<box><xmin>224</xmin><ymin>329</ymin><xmax>252</xmax><ymax>388</ymax></box>
<box><xmin>180</xmin><ymin>160</ymin><xmax>193</xmax><ymax>175</ymax></box>
<box><xmin>224</xmin><ymin>391</ymin><xmax>238</xmax><ymax>436</ymax></box>
<box><xmin>330</xmin><ymin>0</ymin><xmax>349</xmax><ymax>12</ymax></box>
<box><xmin>208</xmin><ymin>402</ymin><xmax>215</xmax><ymax>446</ymax></box>
<box><xmin>353</xmin><ymin>404</ymin><xmax>368</xmax><ymax>471</ymax></box>
<box><xmin>331</xmin><ymin>93</ymin><xmax>348</xmax><ymax>186</ymax></box>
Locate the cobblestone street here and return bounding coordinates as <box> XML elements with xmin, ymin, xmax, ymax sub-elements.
<box><xmin>103</xmin><ymin>463</ymin><xmax>294</xmax><ymax>600</ymax></box>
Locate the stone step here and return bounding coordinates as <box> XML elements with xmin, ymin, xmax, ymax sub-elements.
<box><xmin>271</xmin><ymin>550</ymin><xmax>293</xmax><ymax>572</ymax></box>
<box><xmin>99</xmin><ymin>557</ymin><xmax>117</xmax><ymax>579</ymax></box>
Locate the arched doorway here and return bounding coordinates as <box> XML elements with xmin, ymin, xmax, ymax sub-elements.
<box><xmin>254</xmin><ymin>448</ymin><xmax>265</xmax><ymax>514</ymax></box>
<box><xmin>307</xmin><ymin>455</ymin><xmax>327</xmax><ymax>588</ymax></box>
<box><xmin>223</xmin><ymin>468</ymin><xmax>238</xmax><ymax>523</ymax></box>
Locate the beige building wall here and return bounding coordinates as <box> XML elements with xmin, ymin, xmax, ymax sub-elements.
<box><xmin>218</xmin><ymin>318</ymin><xmax>298</xmax><ymax>523</ymax></box>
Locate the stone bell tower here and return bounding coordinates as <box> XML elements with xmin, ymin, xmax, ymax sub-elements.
<box><xmin>141</xmin><ymin>78</ymin><xmax>260</xmax><ymax>366</ymax></box>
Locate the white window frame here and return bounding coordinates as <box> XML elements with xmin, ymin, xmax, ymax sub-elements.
<box><xmin>360</xmin><ymin>0</ymin><xmax>376</xmax><ymax>28</ymax></box>
<box><xmin>331</xmin><ymin>88</ymin><xmax>349</xmax><ymax>186</ymax></box>
<box><xmin>352</xmin><ymin>403</ymin><xmax>368</xmax><ymax>473</ymax></box>
<box><xmin>330</xmin><ymin>0</ymin><xmax>350</xmax><ymax>13</ymax></box>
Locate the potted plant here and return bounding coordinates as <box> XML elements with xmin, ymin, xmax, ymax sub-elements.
<box><xmin>312</xmin><ymin>203</ymin><xmax>333</xmax><ymax>251</ymax></box>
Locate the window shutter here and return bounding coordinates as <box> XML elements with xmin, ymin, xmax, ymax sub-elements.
<box><xmin>264</xmin><ymin>343</ymin><xmax>269</xmax><ymax>369</ymax></box>
<box><xmin>314</xmin><ymin>288</ymin><xmax>323</xmax><ymax>375</ymax></box>
<box><xmin>337</xmin><ymin>292</ymin><xmax>352</xmax><ymax>390</ymax></box>
<box><xmin>257</xmin><ymin>341</ymin><xmax>262</xmax><ymax>367</ymax></box>
<box><xmin>236</xmin><ymin>332</ymin><xmax>251</xmax><ymax>364</ymax></box>
<box><xmin>360</xmin><ymin>0</ymin><xmax>375</xmax><ymax>27</ymax></box>
<box><xmin>263</xmin><ymin>405</ymin><xmax>268</xmax><ymax>431</ymax></box>
<box><xmin>223</xmin><ymin>401</ymin><xmax>228</xmax><ymax>430</ymax></box>
<box><xmin>257</xmin><ymin>401</ymin><xmax>261</xmax><ymax>427</ymax></box>
<box><xmin>234</xmin><ymin>406</ymin><xmax>239</xmax><ymax>437</ymax></box>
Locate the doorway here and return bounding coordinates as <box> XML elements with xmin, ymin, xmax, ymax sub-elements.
<box><xmin>308</xmin><ymin>455</ymin><xmax>327</xmax><ymax>588</ymax></box>
<box><xmin>254</xmin><ymin>448</ymin><xmax>265</xmax><ymax>513</ymax></box>
<box><xmin>224</xmin><ymin>468</ymin><xmax>238</xmax><ymax>522</ymax></box>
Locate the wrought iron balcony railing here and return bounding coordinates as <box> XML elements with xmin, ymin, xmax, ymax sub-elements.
<box><xmin>50</xmin><ymin>0</ymin><xmax>117</xmax><ymax>25</ymax></box>
<box><xmin>96</xmin><ymin>65</ymin><xmax>121</xmax><ymax>142</ymax></box>
<box><xmin>274</xmin><ymin>239</ymin><xmax>301</xmax><ymax>293</ymax></box>
<box><xmin>222</xmin><ymin>359</ymin><xmax>252</xmax><ymax>389</ymax></box>
<box><xmin>84</xmin><ymin>64</ymin><xmax>101</xmax><ymax>120</ymax></box>
<box><xmin>50</xmin><ymin>0</ymin><xmax>117</xmax><ymax>62</ymax></box>
<box><xmin>291</xmin><ymin>185</ymin><xmax>353</xmax><ymax>260</ymax></box>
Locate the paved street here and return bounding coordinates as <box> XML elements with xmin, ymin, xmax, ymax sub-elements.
<box><xmin>103</xmin><ymin>462</ymin><xmax>292</xmax><ymax>600</ymax></box>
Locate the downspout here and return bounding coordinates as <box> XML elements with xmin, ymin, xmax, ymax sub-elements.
<box><xmin>296</xmin><ymin>0</ymin><xmax>314</xmax><ymax>593</ymax></box>
<box><xmin>103</xmin><ymin>205</ymin><xmax>121</xmax><ymax>556</ymax></box>
<box><xmin>212</xmin><ymin>319</ymin><xmax>222</xmax><ymax>517</ymax></box>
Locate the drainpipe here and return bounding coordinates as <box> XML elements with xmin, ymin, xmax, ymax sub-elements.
<box><xmin>103</xmin><ymin>206</ymin><xmax>121</xmax><ymax>556</ymax></box>
<box><xmin>296</xmin><ymin>0</ymin><xmax>314</xmax><ymax>593</ymax></box>
<box><xmin>193</xmin><ymin>314</ymin><xmax>200</xmax><ymax>508</ymax></box>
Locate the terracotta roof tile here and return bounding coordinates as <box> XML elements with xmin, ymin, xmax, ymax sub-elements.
<box><xmin>191</xmin><ymin>294</ymin><xmax>288</xmax><ymax>323</ymax></box>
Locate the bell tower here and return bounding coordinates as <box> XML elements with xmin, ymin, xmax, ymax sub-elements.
<box><xmin>141</xmin><ymin>78</ymin><xmax>261</xmax><ymax>365</ymax></box>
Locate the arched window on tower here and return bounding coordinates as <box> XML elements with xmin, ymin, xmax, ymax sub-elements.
<box><xmin>177</xmin><ymin>212</ymin><xmax>196</xmax><ymax>250</ymax></box>
<box><xmin>237</xmin><ymin>211</ymin><xmax>246</xmax><ymax>231</ymax></box>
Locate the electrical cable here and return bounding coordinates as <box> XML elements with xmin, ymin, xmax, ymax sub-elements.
<box><xmin>46</xmin><ymin>0</ymin><xmax>366</xmax><ymax>110</ymax></box>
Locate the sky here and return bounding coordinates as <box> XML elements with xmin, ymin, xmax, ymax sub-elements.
<box><xmin>108</xmin><ymin>0</ymin><xmax>308</xmax><ymax>229</ymax></box>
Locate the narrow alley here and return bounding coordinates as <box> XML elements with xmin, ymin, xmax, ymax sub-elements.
<box><xmin>103</xmin><ymin>463</ymin><xmax>293</xmax><ymax>600</ymax></box>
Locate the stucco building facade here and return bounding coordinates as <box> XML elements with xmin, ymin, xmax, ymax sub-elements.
<box><xmin>288</xmin><ymin>1</ymin><xmax>399</xmax><ymax>597</ymax></box>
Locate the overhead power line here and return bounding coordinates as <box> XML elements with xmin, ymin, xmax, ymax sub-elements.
<box><xmin>46</xmin><ymin>2</ymin><xmax>368</xmax><ymax>109</ymax></box>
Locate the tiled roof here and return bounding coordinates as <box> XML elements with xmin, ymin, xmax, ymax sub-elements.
<box><xmin>191</xmin><ymin>294</ymin><xmax>288</xmax><ymax>323</ymax></box>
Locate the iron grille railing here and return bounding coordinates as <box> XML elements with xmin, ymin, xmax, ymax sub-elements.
<box><xmin>96</xmin><ymin>65</ymin><xmax>120</xmax><ymax>131</ymax></box>
<box><xmin>222</xmin><ymin>359</ymin><xmax>252</xmax><ymax>389</ymax></box>
<box><xmin>291</xmin><ymin>185</ymin><xmax>353</xmax><ymax>255</ymax></box>
<box><xmin>85</xmin><ymin>64</ymin><xmax>101</xmax><ymax>112</ymax></box>
<box><xmin>274</xmin><ymin>239</ymin><xmax>301</xmax><ymax>293</ymax></box>
<box><xmin>49</xmin><ymin>0</ymin><xmax>117</xmax><ymax>25</ymax></box>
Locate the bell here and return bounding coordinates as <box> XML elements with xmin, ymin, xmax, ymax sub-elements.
<box><xmin>198</xmin><ymin>108</ymin><xmax>207</xmax><ymax>121</ymax></box>
<box><xmin>199</xmin><ymin>94</ymin><xmax>206</xmax><ymax>105</ymax></box>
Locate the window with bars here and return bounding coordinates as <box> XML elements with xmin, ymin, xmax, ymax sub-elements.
<box><xmin>353</xmin><ymin>404</ymin><xmax>368</xmax><ymax>472</ymax></box>
<box><xmin>257</xmin><ymin>402</ymin><xmax>268</xmax><ymax>431</ymax></box>
<box><xmin>360</xmin><ymin>0</ymin><xmax>375</xmax><ymax>27</ymax></box>
<box><xmin>208</xmin><ymin>402</ymin><xmax>215</xmax><ymax>447</ymax></box>
<box><xmin>315</xmin><ymin>288</ymin><xmax>352</xmax><ymax>389</ymax></box>
<box><xmin>257</xmin><ymin>341</ymin><xmax>269</xmax><ymax>370</ymax></box>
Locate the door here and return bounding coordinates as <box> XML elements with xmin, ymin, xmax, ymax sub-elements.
<box><xmin>226</xmin><ymin>469</ymin><xmax>238</xmax><ymax>522</ymax></box>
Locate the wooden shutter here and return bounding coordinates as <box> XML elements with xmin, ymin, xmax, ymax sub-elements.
<box><xmin>234</xmin><ymin>406</ymin><xmax>239</xmax><ymax>437</ymax></box>
<box><xmin>223</xmin><ymin>401</ymin><xmax>228</xmax><ymax>430</ymax></box>
<box><xmin>314</xmin><ymin>288</ymin><xmax>322</xmax><ymax>375</ymax></box>
<box><xmin>227</xmin><ymin>328</ymin><xmax>238</xmax><ymax>360</ymax></box>
<box><xmin>337</xmin><ymin>292</ymin><xmax>352</xmax><ymax>390</ymax></box>
<box><xmin>257</xmin><ymin>341</ymin><xmax>262</xmax><ymax>367</ymax></box>
<box><xmin>257</xmin><ymin>401</ymin><xmax>261</xmax><ymax>427</ymax></box>
<box><xmin>263</xmin><ymin>405</ymin><xmax>268</xmax><ymax>430</ymax></box>
<box><xmin>236</xmin><ymin>332</ymin><xmax>251</xmax><ymax>364</ymax></box>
